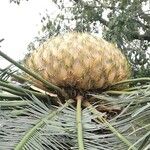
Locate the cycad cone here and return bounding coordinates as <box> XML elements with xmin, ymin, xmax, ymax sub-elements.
<box><xmin>24</xmin><ymin>32</ymin><xmax>130</xmax><ymax>91</ymax></box>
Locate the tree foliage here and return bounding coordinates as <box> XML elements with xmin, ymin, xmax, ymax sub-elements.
<box><xmin>10</xmin><ymin>0</ymin><xmax>28</xmax><ymax>5</ymax></box>
<box><xmin>0</xmin><ymin>1</ymin><xmax>150</xmax><ymax>149</ymax></box>
<box><xmin>30</xmin><ymin>0</ymin><xmax>150</xmax><ymax>78</ymax></box>
<box><xmin>10</xmin><ymin>0</ymin><xmax>150</xmax><ymax>77</ymax></box>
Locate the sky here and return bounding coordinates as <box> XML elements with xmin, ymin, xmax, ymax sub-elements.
<box><xmin>0</xmin><ymin>1</ymin><xmax>149</xmax><ymax>68</ymax></box>
<box><xmin>0</xmin><ymin>0</ymin><xmax>57</xmax><ymax>68</ymax></box>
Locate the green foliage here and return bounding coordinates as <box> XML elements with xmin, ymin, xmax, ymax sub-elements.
<box><xmin>2</xmin><ymin>1</ymin><xmax>150</xmax><ymax>149</ymax></box>
<box><xmin>10</xmin><ymin>0</ymin><xmax>28</xmax><ymax>5</ymax></box>
<box><xmin>28</xmin><ymin>0</ymin><xmax>150</xmax><ymax>78</ymax></box>
<box><xmin>0</xmin><ymin>50</ymin><xmax>150</xmax><ymax>150</ymax></box>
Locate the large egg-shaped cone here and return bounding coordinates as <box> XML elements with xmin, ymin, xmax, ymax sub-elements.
<box><xmin>24</xmin><ymin>32</ymin><xmax>130</xmax><ymax>90</ymax></box>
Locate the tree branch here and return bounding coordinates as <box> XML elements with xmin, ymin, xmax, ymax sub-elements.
<box><xmin>99</xmin><ymin>17</ymin><xmax>108</xmax><ymax>26</ymax></box>
<box><xmin>0</xmin><ymin>38</ymin><xmax>4</xmax><ymax>43</ymax></box>
<box><xmin>132</xmin><ymin>33</ymin><xmax>150</xmax><ymax>41</ymax></box>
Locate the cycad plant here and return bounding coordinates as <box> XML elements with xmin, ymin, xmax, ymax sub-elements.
<box><xmin>0</xmin><ymin>33</ymin><xmax>150</xmax><ymax>150</ymax></box>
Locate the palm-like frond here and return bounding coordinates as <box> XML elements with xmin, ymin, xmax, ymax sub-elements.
<box><xmin>0</xmin><ymin>50</ymin><xmax>150</xmax><ymax>150</ymax></box>
<box><xmin>1</xmin><ymin>89</ymin><xmax>149</xmax><ymax>150</ymax></box>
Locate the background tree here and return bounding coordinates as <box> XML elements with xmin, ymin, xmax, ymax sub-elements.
<box><xmin>10</xmin><ymin>0</ymin><xmax>28</xmax><ymax>5</ymax></box>
<box><xmin>0</xmin><ymin>1</ymin><xmax>149</xmax><ymax>149</ymax></box>
<box><xmin>10</xmin><ymin>0</ymin><xmax>150</xmax><ymax>77</ymax></box>
<box><xmin>30</xmin><ymin>0</ymin><xmax>150</xmax><ymax>78</ymax></box>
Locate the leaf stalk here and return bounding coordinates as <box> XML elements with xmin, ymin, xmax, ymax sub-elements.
<box><xmin>0</xmin><ymin>50</ymin><xmax>69</xmax><ymax>99</ymax></box>
<box><xmin>76</xmin><ymin>95</ymin><xmax>84</xmax><ymax>150</ymax></box>
<box><xmin>15</xmin><ymin>99</ymin><xmax>73</xmax><ymax>150</ymax></box>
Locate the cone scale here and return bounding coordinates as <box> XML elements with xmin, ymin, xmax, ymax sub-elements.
<box><xmin>24</xmin><ymin>32</ymin><xmax>130</xmax><ymax>91</ymax></box>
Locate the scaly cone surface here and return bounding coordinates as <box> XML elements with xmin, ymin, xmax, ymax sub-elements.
<box><xmin>24</xmin><ymin>32</ymin><xmax>130</xmax><ymax>91</ymax></box>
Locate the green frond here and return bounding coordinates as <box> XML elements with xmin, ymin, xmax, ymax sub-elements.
<box><xmin>0</xmin><ymin>50</ymin><xmax>69</xmax><ymax>99</ymax></box>
<box><xmin>0</xmin><ymin>51</ymin><xmax>150</xmax><ymax>150</ymax></box>
<box><xmin>0</xmin><ymin>95</ymin><xmax>74</xmax><ymax>150</ymax></box>
<box><xmin>0</xmin><ymin>88</ymin><xmax>150</xmax><ymax>149</ymax></box>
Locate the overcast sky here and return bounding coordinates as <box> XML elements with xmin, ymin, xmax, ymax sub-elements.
<box><xmin>0</xmin><ymin>0</ymin><xmax>57</xmax><ymax>68</ymax></box>
<box><xmin>0</xmin><ymin>1</ymin><xmax>149</xmax><ymax>68</ymax></box>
